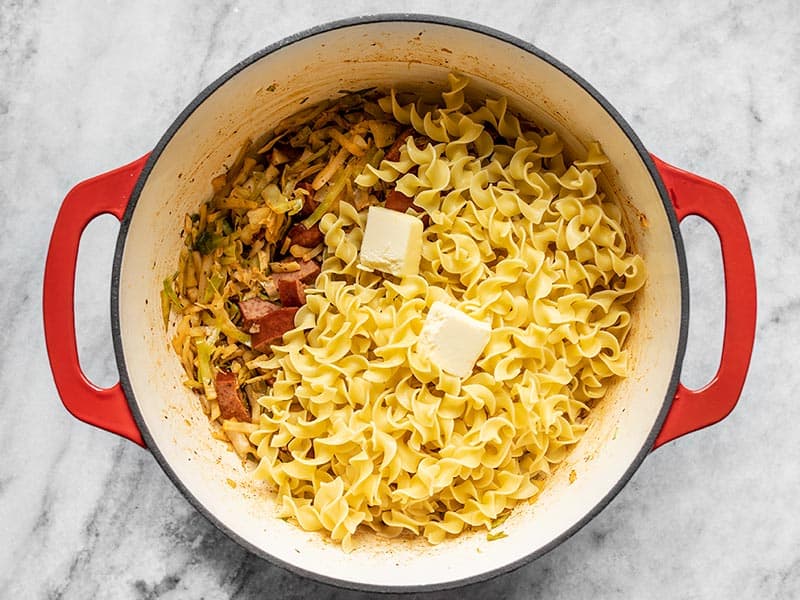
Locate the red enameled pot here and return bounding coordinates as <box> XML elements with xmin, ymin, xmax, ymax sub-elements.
<box><xmin>43</xmin><ymin>16</ymin><xmax>756</xmax><ymax>593</ymax></box>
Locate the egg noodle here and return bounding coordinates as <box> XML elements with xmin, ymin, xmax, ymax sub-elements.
<box><xmin>167</xmin><ymin>74</ymin><xmax>645</xmax><ymax>551</ymax></box>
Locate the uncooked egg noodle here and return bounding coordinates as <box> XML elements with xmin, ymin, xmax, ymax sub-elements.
<box><xmin>244</xmin><ymin>74</ymin><xmax>646</xmax><ymax>550</ymax></box>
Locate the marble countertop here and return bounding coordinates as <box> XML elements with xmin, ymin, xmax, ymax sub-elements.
<box><xmin>2</xmin><ymin>1</ymin><xmax>797</xmax><ymax>598</ymax></box>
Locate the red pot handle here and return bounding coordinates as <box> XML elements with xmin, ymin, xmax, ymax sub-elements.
<box><xmin>44</xmin><ymin>155</ymin><xmax>151</xmax><ymax>447</ymax></box>
<box><xmin>651</xmin><ymin>155</ymin><xmax>756</xmax><ymax>449</ymax></box>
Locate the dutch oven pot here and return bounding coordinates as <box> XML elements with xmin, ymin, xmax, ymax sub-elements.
<box><xmin>43</xmin><ymin>16</ymin><xmax>757</xmax><ymax>593</ymax></box>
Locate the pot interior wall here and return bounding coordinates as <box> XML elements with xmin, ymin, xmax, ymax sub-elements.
<box><xmin>117</xmin><ymin>20</ymin><xmax>683</xmax><ymax>588</ymax></box>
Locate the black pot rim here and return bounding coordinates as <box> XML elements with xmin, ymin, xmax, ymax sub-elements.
<box><xmin>111</xmin><ymin>13</ymin><xmax>689</xmax><ymax>595</ymax></box>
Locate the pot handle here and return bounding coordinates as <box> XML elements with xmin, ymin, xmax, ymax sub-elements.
<box><xmin>651</xmin><ymin>156</ymin><xmax>756</xmax><ymax>449</ymax></box>
<box><xmin>43</xmin><ymin>155</ymin><xmax>150</xmax><ymax>447</ymax></box>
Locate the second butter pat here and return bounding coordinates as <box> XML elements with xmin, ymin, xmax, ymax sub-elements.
<box><xmin>359</xmin><ymin>206</ymin><xmax>423</xmax><ymax>277</ymax></box>
<box><xmin>418</xmin><ymin>301</ymin><xmax>492</xmax><ymax>378</ymax></box>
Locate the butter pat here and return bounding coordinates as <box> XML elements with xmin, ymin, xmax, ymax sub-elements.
<box><xmin>418</xmin><ymin>302</ymin><xmax>492</xmax><ymax>378</ymax></box>
<box><xmin>359</xmin><ymin>206</ymin><xmax>423</xmax><ymax>277</ymax></box>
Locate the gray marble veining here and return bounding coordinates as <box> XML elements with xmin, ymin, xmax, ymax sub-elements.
<box><xmin>1</xmin><ymin>1</ymin><xmax>798</xmax><ymax>598</ymax></box>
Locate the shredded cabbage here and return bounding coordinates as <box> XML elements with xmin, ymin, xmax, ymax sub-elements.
<box><xmin>165</xmin><ymin>88</ymin><xmax>425</xmax><ymax>466</ymax></box>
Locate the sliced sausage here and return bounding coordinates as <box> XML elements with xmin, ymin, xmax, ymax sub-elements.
<box><xmin>277</xmin><ymin>278</ymin><xmax>306</xmax><ymax>307</ymax></box>
<box><xmin>385</xmin><ymin>190</ymin><xmax>415</xmax><ymax>212</ymax></box>
<box><xmin>215</xmin><ymin>371</ymin><xmax>250</xmax><ymax>422</ymax></box>
<box><xmin>251</xmin><ymin>307</ymin><xmax>300</xmax><ymax>352</ymax></box>
<box><xmin>385</xmin><ymin>190</ymin><xmax>430</xmax><ymax>227</ymax></box>
<box><xmin>239</xmin><ymin>298</ymin><xmax>279</xmax><ymax>331</ymax></box>
<box><xmin>271</xmin><ymin>260</ymin><xmax>320</xmax><ymax>285</ymax></box>
<box><xmin>385</xmin><ymin>127</ymin><xmax>414</xmax><ymax>162</ymax></box>
<box><xmin>287</xmin><ymin>223</ymin><xmax>324</xmax><ymax>247</ymax></box>
<box><xmin>297</xmin><ymin>181</ymin><xmax>314</xmax><ymax>193</ymax></box>
<box><xmin>297</xmin><ymin>183</ymin><xmax>320</xmax><ymax>217</ymax></box>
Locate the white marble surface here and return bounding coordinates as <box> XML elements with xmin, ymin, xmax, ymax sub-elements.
<box><xmin>1</xmin><ymin>1</ymin><xmax>797</xmax><ymax>598</ymax></box>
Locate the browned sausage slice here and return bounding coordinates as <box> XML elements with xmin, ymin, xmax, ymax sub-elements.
<box><xmin>278</xmin><ymin>278</ymin><xmax>306</xmax><ymax>307</ymax></box>
<box><xmin>385</xmin><ymin>190</ymin><xmax>415</xmax><ymax>212</ymax></box>
<box><xmin>297</xmin><ymin>183</ymin><xmax>320</xmax><ymax>217</ymax></box>
<box><xmin>271</xmin><ymin>260</ymin><xmax>321</xmax><ymax>285</ymax></box>
<box><xmin>384</xmin><ymin>190</ymin><xmax>430</xmax><ymax>227</ymax></box>
<box><xmin>215</xmin><ymin>371</ymin><xmax>250</xmax><ymax>422</ymax></box>
<box><xmin>239</xmin><ymin>298</ymin><xmax>279</xmax><ymax>331</ymax></box>
<box><xmin>385</xmin><ymin>128</ymin><xmax>414</xmax><ymax>162</ymax></box>
<box><xmin>287</xmin><ymin>223</ymin><xmax>324</xmax><ymax>247</ymax></box>
<box><xmin>251</xmin><ymin>307</ymin><xmax>300</xmax><ymax>352</ymax></box>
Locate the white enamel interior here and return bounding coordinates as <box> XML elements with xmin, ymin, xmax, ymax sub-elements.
<box><xmin>117</xmin><ymin>21</ymin><xmax>683</xmax><ymax>589</ymax></box>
